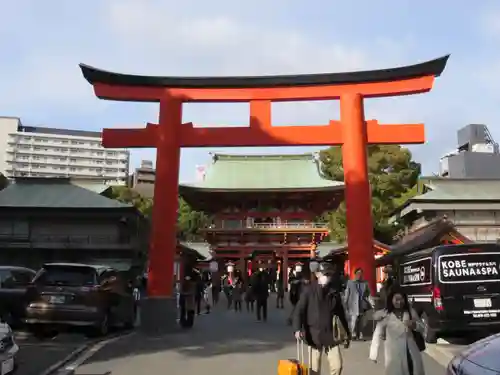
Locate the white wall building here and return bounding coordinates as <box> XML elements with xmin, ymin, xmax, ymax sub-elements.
<box><xmin>0</xmin><ymin>117</ymin><xmax>129</xmax><ymax>185</ymax></box>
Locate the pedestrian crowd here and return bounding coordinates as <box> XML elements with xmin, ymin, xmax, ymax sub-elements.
<box><xmin>175</xmin><ymin>263</ymin><xmax>426</xmax><ymax>375</ymax></box>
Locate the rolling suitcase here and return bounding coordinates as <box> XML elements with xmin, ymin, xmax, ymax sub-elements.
<box><xmin>278</xmin><ymin>339</ymin><xmax>309</xmax><ymax>375</ymax></box>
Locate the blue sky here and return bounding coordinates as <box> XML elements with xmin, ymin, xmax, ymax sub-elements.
<box><xmin>2</xmin><ymin>0</ymin><xmax>500</xmax><ymax>182</ymax></box>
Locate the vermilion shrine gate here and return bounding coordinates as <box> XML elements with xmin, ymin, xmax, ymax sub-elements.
<box><xmin>79</xmin><ymin>55</ymin><xmax>449</xmax><ymax>332</ymax></box>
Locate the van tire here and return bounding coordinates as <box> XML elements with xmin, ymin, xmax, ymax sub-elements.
<box><xmin>421</xmin><ymin>313</ymin><xmax>438</xmax><ymax>344</ymax></box>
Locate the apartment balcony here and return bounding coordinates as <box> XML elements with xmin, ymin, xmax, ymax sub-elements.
<box><xmin>0</xmin><ymin>234</ymin><xmax>137</xmax><ymax>250</ymax></box>
<box><xmin>203</xmin><ymin>222</ymin><xmax>329</xmax><ymax>232</ymax></box>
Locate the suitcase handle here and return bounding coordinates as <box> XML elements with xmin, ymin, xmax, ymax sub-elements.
<box><xmin>296</xmin><ymin>339</ymin><xmax>310</xmax><ymax>365</ymax></box>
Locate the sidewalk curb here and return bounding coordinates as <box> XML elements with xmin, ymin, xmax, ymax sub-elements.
<box><xmin>57</xmin><ymin>332</ymin><xmax>136</xmax><ymax>375</ymax></box>
<box><xmin>38</xmin><ymin>342</ymin><xmax>94</xmax><ymax>375</ymax></box>
<box><xmin>37</xmin><ymin>331</ymin><xmax>134</xmax><ymax>375</ymax></box>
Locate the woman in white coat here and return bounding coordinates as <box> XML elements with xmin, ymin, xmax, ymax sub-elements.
<box><xmin>369</xmin><ymin>289</ymin><xmax>425</xmax><ymax>375</ymax></box>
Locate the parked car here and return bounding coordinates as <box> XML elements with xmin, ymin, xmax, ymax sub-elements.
<box><xmin>0</xmin><ymin>266</ymin><xmax>37</xmax><ymax>327</ymax></box>
<box><xmin>24</xmin><ymin>263</ymin><xmax>137</xmax><ymax>337</ymax></box>
<box><xmin>447</xmin><ymin>332</ymin><xmax>500</xmax><ymax>375</ymax></box>
<box><xmin>0</xmin><ymin>322</ymin><xmax>19</xmax><ymax>375</ymax></box>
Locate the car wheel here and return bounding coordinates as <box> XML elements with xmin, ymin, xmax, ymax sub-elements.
<box><xmin>97</xmin><ymin>312</ymin><xmax>110</xmax><ymax>336</ymax></box>
<box><xmin>421</xmin><ymin>312</ymin><xmax>438</xmax><ymax>343</ymax></box>
<box><xmin>86</xmin><ymin>312</ymin><xmax>110</xmax><ymax>338</ymax></box>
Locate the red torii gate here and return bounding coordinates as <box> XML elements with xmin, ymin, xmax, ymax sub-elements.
<box><xmin>79</xmin><ymin>55</ymin><xmax>449</xmax><ymax>331</ymax></box>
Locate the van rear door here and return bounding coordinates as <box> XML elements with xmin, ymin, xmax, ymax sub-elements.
<box><xmin>437</xmin><ymin>246</ymin><xmax>500</xmax><ymax>323</ymax></box>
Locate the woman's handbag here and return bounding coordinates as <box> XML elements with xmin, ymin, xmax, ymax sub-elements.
<box><xmin>412</xmin><ymin>330</ymin><xmax>426</xmax><ymax>351</ymax></box>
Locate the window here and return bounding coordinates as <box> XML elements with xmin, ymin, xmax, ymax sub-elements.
<box><xmin>0</xmin><ymin>269</ymin><xmax>35</xmax><ymax>288</ymax></box>
<box><xmin>34</xmin><ymin>265</ymin><xmax>97</xmax><ymax>286</ymax></box>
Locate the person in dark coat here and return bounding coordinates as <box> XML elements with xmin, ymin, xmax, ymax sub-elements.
<box><xmin>251</xmin><ymin>269</ymin><xmax>270</xmax><ymax>321</ymax></box>
<box><xmin>276</xmin><ymin>277</ymin><xmax>285</xmax><ymax>309</ymax></box>
<box><xmin>379</xmin><ymin>265</ymin><xmax>397</xmax><ymax>309</ymax></box>
<box><xmin>293</xmin><ymin>263</ymin><xmax>351</xmax><ymax>375</ymax></box>
<box><xmin>179</xmin><ymin>275</ymin><xmax>196</xmax><ymax>328</ymax></box>
<box><xmin>195</xmin><ymin>275</ymin><xmax>205</xmax><ymax>315</ymax></box>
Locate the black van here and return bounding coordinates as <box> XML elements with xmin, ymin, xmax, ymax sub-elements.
<box><xmin>379</xmin><ymin>243</ymin><xmax>500</xmax><ymax>343</ymax></box>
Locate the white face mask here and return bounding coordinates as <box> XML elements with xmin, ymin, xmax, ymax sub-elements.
<box><xmin>318</xmin><ymin>274</ymin><xmax>330</xmax><ymax>286</ymax></box>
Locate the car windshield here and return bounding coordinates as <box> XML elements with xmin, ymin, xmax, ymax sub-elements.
<box><xmin>35</xmin><ymin>266</ymin><xmax>97</xmax><ymax>286</ymax></box>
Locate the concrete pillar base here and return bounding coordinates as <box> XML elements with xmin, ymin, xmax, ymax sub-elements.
<box><xmin>139</xmin><ymin>296</ymin><xmax>179</xmax><ymax>335</ymax></box>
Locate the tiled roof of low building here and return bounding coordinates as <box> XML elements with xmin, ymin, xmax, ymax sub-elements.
<box><xmin>0</xmin><ymin>177</ymin><xmax>132</xmax><ymax>209</ymax></box>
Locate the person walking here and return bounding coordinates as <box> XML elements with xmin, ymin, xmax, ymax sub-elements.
<box><xmin>287</xmin><ymin>273</ymin><xmax>307</xmax><ymax>325</ymax></box>
<box><xmin>179</xmin><ymin>275</ymin><xmax>196</xmax><ymax>328</ymax></box>
<box><xmin>251</xmin><ymin>268</ymin><xmax>270</xmax><ymax>321</ymax></box>
<box><xmin>222</xmin><ymin>275</ymin><xmax>233</xmax><ymax>309</ymax></box>
<box><xmin>344</xmin><ymin>267</ymin><xmax>372</xmax><ymax>340</ymax></box>
<box><xmin>293</xmin><ymin>262</ymin><xmax>351</xmax><ymax>375</ymax></box>
<box><xmin>369</xmin><ymin>289</ymin><xmax>425</xmax><ymax>375</ymax></box>
<box><xmin>232</xmin><ymin>277</ymin><xmax>244</xmax><ymax>312</ymax></box>
<box><xmin>276</xmin><ymin>277</ymin><xmax>285</xmax><ymax>309</ymax></box>
<box><xmin>195</xmin><ymin>275</ymin><xmax>204</xmax><ymax>315</ymax></box>
<box><xmin>245</xmin><ymin>278</ymin><xmax>255</xmax><ymax>312</ymax></box>
<box><xmin>204</xmin><ymin>280</ymin><xmax>213</xmax><ymax>314</ymax></box>
<box><xmin>379</xmin><ymin>265</ymin><xmax>398</xmax><ymax>310</ymax></box>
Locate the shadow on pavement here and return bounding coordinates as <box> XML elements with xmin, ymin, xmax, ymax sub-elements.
<box><xmin>85</xmin><ymin>299</ymin><xmax>295</xmax><ymax>364</ymax></box>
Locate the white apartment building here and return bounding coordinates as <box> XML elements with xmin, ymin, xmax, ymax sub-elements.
<box><xmin>0</xmin><ymin>117</ymin><xmax>129</xmax><ymax>185</ymax></box>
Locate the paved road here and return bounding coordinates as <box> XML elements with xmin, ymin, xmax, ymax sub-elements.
<box><xmin>14</xmin><ymin>332</ymin><xmax>90</xmax><ymax>375</ymax></box>
<box><xmin>71</xmin><ymin>300</ymin><xmax>446</xmax><ymax>375</ymax></box>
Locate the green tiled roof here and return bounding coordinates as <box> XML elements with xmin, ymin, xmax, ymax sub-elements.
<box><xmin>0</xmin><ymin>178</ymin><xmax>133</xmax><ymax>209</ymax></box>
<box><xmin>71</xmin><ymin>182</ymin><xmax>111</xmax><ymax>194</ymax></box>
<box><xmin>180</xmin><ymin>153</ymin><xmax>344</xmax><ymax>191</ymax></box>
<box><xmin>413</xmin><ymin>179</ymin><xmax>500</xmax><ymax>201</ymax></box>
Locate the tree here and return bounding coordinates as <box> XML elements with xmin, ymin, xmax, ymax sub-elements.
<box><xmin>319</xmin><ymin>145</ymin><xmax>421</xmax><ymax>243</ymax></box>
<box><xmin>177</xmin><ymin>196</ymin><xmax>210</xmax><ymax>241</ymax></box>
<box><xmin>108</xmin><ymin>186</ymin><xmax>209</xmax><ymax>240</ymax></box>
<box><xmin>108</xmin><ymin>186</ymin><xmax>153</xmax><ymax>216</ymax></box>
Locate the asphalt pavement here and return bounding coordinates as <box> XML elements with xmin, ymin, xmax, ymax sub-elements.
<box><xmin>14</xmin><ymin>332</ymin><xmax>91</xmax><ymax>375</ymax></box>
<box><xmin>70</xmin><ymin>300</ymin><xmax>447</xmax><ymax>375</ymax></box>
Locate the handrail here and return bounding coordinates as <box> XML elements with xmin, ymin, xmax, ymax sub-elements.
<box><xmin>205</xmin><ymin>222</ymin><xmax>328</xmax><ymax>230</ymax></box>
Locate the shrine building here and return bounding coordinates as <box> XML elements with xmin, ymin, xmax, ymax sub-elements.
<box><xmin>179</xmin><ymin>153</ymin><xmax>345</xmax><ymax>285</ymax></box>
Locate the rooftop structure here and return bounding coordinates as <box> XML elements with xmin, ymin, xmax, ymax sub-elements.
<box><xmin>392</xmin><ymin>177</ymin><xmax>500</xmax><ymax>242</ymax></box>
<box><xmin>129</xmin><ymin>159</ymin><xmax>155</xmax><ymax>198</ymax></box>
<box><xmin>439</xmin><ymin>124</ymin><xmax>500</xmax><ymax>178</ymax></box>
<box><xmin>0</xmin><ymin>116</ymin><xmax>130</xmax><ymax>185</ymax></box>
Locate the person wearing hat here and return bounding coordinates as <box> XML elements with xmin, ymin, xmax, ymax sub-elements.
<box><xmin>293</xmin><ymin>262</ymin><xmax>350</xmax><ymax>375</ymax></box>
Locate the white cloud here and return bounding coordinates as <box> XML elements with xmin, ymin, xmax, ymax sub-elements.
<box><xmin>1</xmin><ymin>0</ymin><xmax>495</xmax><ymax>178</ymax></box>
